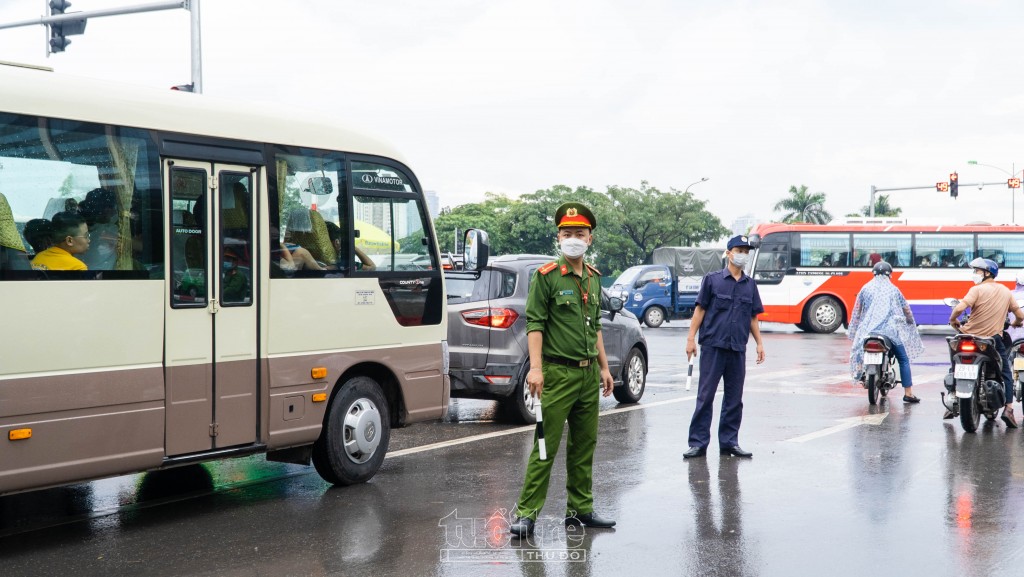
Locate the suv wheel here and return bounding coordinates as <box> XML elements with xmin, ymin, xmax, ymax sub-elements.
<box><xmin>500</xmin><ymin>364</ymin><xmax>538</xmax><ymax>424</ymax></box>
<box><xmin>613</xmin><ymin>347</ymin><xmax>647</xmax><ymax>403</ymax></box>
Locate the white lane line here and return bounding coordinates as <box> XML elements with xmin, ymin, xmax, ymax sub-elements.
<box><xmin>786</xmin><ymin>412</ymin><xmax>889</xmax><ymax>443</ymax></box>
<box><xmin>386</xmin><ymin>394</ymin><xmax>701</xmax><ymax>458</ymax></box>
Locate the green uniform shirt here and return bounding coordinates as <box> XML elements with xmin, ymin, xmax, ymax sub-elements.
<box><xmin>525</xmin><ymin>255</ymin><xmax>602</xmax><ymax>360</ymax></box>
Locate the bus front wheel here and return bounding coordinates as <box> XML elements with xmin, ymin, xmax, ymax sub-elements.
<box><xmin>313</xmin><ymin>376</ymin><xmax>391</xmax><ymax>486</ymax></box>
<box><xmin>805</xmin><ymin>296</ymin><xmax>843</xmax><ymax>334</ymax></box>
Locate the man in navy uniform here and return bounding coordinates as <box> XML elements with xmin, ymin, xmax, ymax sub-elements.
<box><xmin>683</xmin><ymin>234</ymin><xmax>766</xmax><ymax>459</ymax></box>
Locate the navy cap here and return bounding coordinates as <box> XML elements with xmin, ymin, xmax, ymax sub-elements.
<box><xmin>727</xmin><ymin>235</ymin><xmax>753</xmax><ymax>250</ymax></box>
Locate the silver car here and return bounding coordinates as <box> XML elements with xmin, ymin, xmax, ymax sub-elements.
<box><xmin>445</xmin><ymin>254</ymin><xmax>649</xmax><ymax>423</ymax></box>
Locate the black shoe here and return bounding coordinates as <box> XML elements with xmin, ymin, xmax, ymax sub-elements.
<box><xmin>902</xmin><ymin>395</ymin><xmax>921</xmax><ymax>404</ymax></box>
<box><xmin>683</xmin><ymin>446</ymin><xmax>707</xmax><ymax>459</ymax></box>
<box><xmin>942</xmin><ymin>410</ymin><xmax>956</xmax><ymax>420</ymax></box>
<box><xmin>565</xmin><ymin>512</ymin><xmax>616</xmax><ymax>528</ymax></box>
<box><xmin>509</xmin><ymin>516</ymin><xmax>535</xmax><ymax>537</ymax></box>
<box><xmin>720</xmin><ymin>446</ymin><xmax>753</xmax><ymax>458</ymax></box>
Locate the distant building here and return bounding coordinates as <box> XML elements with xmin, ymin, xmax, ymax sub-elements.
<box><xmin>424</xmin><ymin>190</ymin><xmax>440</xmax><ymax>219</ymax></box>
<box><xmin>731</xmin><ymin>214</ymin><xmax>763</xmax><ymax>236</ymax></box>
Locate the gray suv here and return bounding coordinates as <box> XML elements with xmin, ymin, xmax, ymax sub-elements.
<box><xmin>446</xmin><ymin>254</ymin><xmax>648</xmax><ymax>423</ymax></box>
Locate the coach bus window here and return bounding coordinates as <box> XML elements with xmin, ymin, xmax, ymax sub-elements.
<box><xmin>852</xmin><ymin>234</ymin><xmax>911</xmax><ymax>268</ymax></box>
<box><xmin>353</xmin><ymin>195</ymin><xmax>434</xmax><ymax>272</ymax></box>
<box><xmin>978</xmin><ymin>234</ymin><xmax>1024</xmax><ymax>268</ymax></box>
<box><xmin>0</xmin><ymin>113</ymin><xmax>162</xmax><ymax>280</ymax></box>
<box><xmin>170</xmin><ymin>167</ymin><xmax>207</xmax><ymax>307</ymax></box>
<box><xmin>798</xmin><ymin>233</ymin><xmax>850</xmax><ymax>267</ymax></box>
<box><xmin>220</xmin><ymin>174</ymin><xmax>252</xmax><ymax>305</ymax></box>
<box><xmin>754</xmin><ymin>240</ymin><xmax>789</xmax><ymax>284</ymax></box>
<box><xmin>915</xmin><ymin>233</ymin><xmax>973</xmax><ymax>268</ymax></box>
<box><xmin>270</xmin><ymin>151</ymin><xmax>345</xmax><ymax>277</ymax></box>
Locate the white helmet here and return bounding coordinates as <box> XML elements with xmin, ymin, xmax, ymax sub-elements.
<box><xmin>1017</xmin><ymin>271</ymin><xmax>1024</xmax><ymax>287</ymax></box>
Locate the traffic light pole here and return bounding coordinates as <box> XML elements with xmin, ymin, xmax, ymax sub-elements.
<box><xmin>0</xmin><ymin>0</ymin><xmax>202</xmax><ymax>93</ymax></box>
<box><xmin>868</xmin><ymin>182</ymin><xmax>1006</xmax><ymax>217</ymax></box>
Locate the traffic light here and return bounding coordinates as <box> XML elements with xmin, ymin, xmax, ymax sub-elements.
<box><xmin>950</xmin><ymin>172</ymin><xmax>959</xmax><ymax>198</ymax></box>
<box><xmin>937</xmin><ymin>182</ymin><xmax>949</xmax><ymax>193</ymax></box>
<box><xmin>48</xmin><ymin>0</ymin><xmax>86</xmax><ymax>53</ymax></box>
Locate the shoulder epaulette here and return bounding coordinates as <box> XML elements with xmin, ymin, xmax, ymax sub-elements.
<box><xmin>585</xmin><ymin>263</ymin><xmax>602</xmax><ymax>276</ymax></box>
<box><xmin>538</xmin><ymin>262</ymin><xmax>559</xmax><ymax>275</ymax></box>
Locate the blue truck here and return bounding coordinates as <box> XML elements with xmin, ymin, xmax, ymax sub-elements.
<box><xmin>609</xmin><ymin>247</ymin><xmax>725</xmax><ymax>328</ymax></box>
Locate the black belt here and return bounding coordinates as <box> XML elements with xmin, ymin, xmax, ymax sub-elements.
<box><xmin>543</xmin><ymin>355</ymin><xmax>596</xmax><ymax>368</ymax></box>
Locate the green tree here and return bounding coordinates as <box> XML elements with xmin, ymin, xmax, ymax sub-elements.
<box><xmin>773</xmin><ymin>185</ymin><xmax>832</xmax><ymax>224</ymax></box>
<box><xmin>859</xmin><ymin>194</ymin><xmax>903</xmax><ymax>217</ymax></box>
<box><xmin>433</xmin><ymin>193</ymin><xmax>517</xmax><ymax>255</ymax></box>
<box><xmin>58</xmin><ymin>173</ymin><xmax>76</xmax><ymax>198</ymax></box>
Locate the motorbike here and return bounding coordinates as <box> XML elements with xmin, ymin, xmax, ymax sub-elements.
<box><xmin>941</xmin><ymin>298</ymin><xmax>1006</xmax><ymax>432</ymax></box>
<box><xmin>861</xmin><ymin>334</ymin><xmax>898</xmax><ymax>405</ymax></box>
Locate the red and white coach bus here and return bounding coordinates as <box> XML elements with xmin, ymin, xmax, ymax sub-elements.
<box><xmin>747</xmin><ymin>222</ymin><xmax>1024</xmax><ymax>333</ymax></box>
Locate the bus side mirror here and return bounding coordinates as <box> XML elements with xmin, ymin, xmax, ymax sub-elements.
<box><xmin>463</xmin><ymin>229</ymin><xmax>489</xmax><ymax>272</ymax></box>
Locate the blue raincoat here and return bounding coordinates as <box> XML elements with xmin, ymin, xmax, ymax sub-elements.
<box><xmin>847</xmin><ymin>275</ymin><xmax>924</xmax><ymax>379</ymax></box>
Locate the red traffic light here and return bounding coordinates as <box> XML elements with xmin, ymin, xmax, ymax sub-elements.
<box><xmin>937</xmin><ymin>182</ymin><xmax>949</xmax><ymax>192</ymax></box>
<box><xmin>1009</xmin><ymin>178</ymin><xmax>1021</xmax><ymax>189</ymax></box>
<box><xmin>950</xmin><ymin>172</ymin><xmax>959</xmax><ymax>182</ymax></box>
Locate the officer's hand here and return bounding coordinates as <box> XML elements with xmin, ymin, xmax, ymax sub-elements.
<box><xmin>526</xmin><ymin>367</ymin><xmax>544</xmax><ymax>398</ymax></box>
<box><xmin>600</xmin><ymin>369</ymin><xmax>614</xmax><ymax>397</ymax></box>
<box><xmin>686</xmin><ymin>337</ymin><xmax>696</xmax><ymax>361</ymax></box>
<box><xmin>756</xmin><ymin>344</ymin><xmax>766</xmax><ymax>364</ymax></box>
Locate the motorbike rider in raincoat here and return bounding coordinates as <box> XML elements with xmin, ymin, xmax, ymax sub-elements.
<box><xmin>848</xmin><ymin>262</ymin><xmax>925</xmax><ymax>403</ymax></box>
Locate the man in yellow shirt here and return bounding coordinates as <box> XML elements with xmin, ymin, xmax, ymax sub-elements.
<box><xmin>31</xmin><ymin>211</ymin><xmax>90</xmax><ymax>271</ymax></box>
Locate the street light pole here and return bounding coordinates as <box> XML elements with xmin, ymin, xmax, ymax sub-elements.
<box><xmin>684</xmin><ymin>177</ymin><xmax>709</xmax><ymax>194</ymax></box>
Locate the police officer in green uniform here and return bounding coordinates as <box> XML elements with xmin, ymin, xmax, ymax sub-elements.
<box><xmin>509</xmin><ymin>202</ymin><xmax>617</xmax><ymax>537</ymax></box>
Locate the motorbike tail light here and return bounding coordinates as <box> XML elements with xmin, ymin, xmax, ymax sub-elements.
<box><xmin>959</xmin><ymin>341</ymin><xmax>977</xmax><ymax>353</ymax></box>
<box><xmin>1018</xmin><ymin>344</ymin><xmax>1024</xmax><ymax>355</ymax></box>
<box><xmin>461</xmin><ymin>308</ymin><xmax>520</xmax><ymax>329</ymax></box>
<box><xmin>863</xmin><ymin>341</ymin><xmax>886</xmax><ymax>353</ymax></box>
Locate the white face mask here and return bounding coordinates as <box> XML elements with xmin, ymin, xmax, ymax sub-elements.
<box><xmin>560</xmin><ymin>237</ymin><xmax>589</xmax><ymax>259</ymax></box>
<box><xmin>731</xmin><ymin>252</ymin><xmax>750</xmax><ymax>268</ymax></box>
<box><xmin>972</xmin><ymin>272</ymin><xmax>985</xmax><ymax>285</ymax></box>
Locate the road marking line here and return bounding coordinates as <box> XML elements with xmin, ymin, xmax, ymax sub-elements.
<box><xmin>386</xmin><ymin>395</ymin><xmax>701</xmax><ymax>458</ymax></box>
<box><xmin>786</xmin><ymin>412</ymin><xmax>889</xmax><ymax>443</ymax></box>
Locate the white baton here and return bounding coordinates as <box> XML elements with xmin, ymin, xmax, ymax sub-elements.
<box><xmin>534</xmin><ymin>396</ymin><xmax>547</xmax><ymax>461</ymax></box>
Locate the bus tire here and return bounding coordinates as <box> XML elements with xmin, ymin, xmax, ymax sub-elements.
<box><xmin>644</xmin><ymin>306</ymin><xmax>666</xmax><ymax>328</ymax></box>
<box><xmin>805</xmin><ymin>296</ymin><xmax>843</xmax><ymax>334</ymax></box>
<box><xmin>312</xmin><ymin>376</ymin><xmax>391</xmax><ymax>486</ymax></box>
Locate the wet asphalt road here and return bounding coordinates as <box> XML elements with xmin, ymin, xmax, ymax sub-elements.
<box><xmin>2</xmin><ymin>322</ymin><xmax>1024</xmax><ymax>577</ymax></box>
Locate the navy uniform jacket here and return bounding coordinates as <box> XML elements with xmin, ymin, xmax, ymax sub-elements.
<box><xmin>695</xmin><ymin>268</ymin><xmax>764</xmax><ymax>352</ymax></box>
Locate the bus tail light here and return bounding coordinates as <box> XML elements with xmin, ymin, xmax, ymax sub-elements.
<box><xmin>9</xmin><ymin>429</ymin><xmax>31</xmax><ymax>441</ymax></box>
<box><xmin>311</xmin><ymin>367</ymin><xmax>327</xmax><ymax>380</ymax></box>
<box><xmin>312</xmin><ymin>393</ymin><xmax>327</xmax><ymax>403</ymax></box>
<box><xmin>462</xmin><ymin>308</ymin><xmax>520</xmax><ymax>329</ymax></box>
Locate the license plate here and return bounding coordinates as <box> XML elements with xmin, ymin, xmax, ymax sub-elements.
<box><xmin>1014</xmin><ymin>358</ymin><xmax>1024</xmax><ymax>371</ymax></box>
<box><xmin>955</xmin><ymin>364</ymin><xmax>979</xmax><ymax>380</ymax></box>
<box><xmin>863</xmin><ymin>353</ymin><xmax>883</xmax><ymax>365</ymax></box>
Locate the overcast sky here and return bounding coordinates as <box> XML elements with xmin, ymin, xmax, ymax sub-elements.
<box><xmin>3</xmin><ymin>0</ymin><xmax>1024</xmax><ymax>228</ymax></box>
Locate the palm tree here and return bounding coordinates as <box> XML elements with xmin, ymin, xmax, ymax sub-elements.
<box><xmin>860</xmin><ymin>194</ymin><xmax>903</xmax><ymax>217</ymax></box>
<box><xmin>773</xmin><ymin>185</ymin><xmax>832</xmax><ymax>224</ymax></box>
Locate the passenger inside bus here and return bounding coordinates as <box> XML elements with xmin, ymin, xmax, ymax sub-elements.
<box><xmin>31</xmin><ymin>211</ymin><xmax>90</xmax><ymax>271</ymax></box>
<box><xmin>324</xmin><ymin>220</ymin><xmax>376</xmax><ymax>271</ymax></box>
<box><xmin>22</xmin><ymin>218</ymin><xmax>53</xmax><ymax>255</ymax></box>
<box><xmin>79</xmin><ymin>188</ymin><xmax>119</xmax><ymax>270</ymax></box>
<box><xmin>0</xmin><ymin>191</ymin><xmax>30</xmax><ymax>271</ymax></box>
